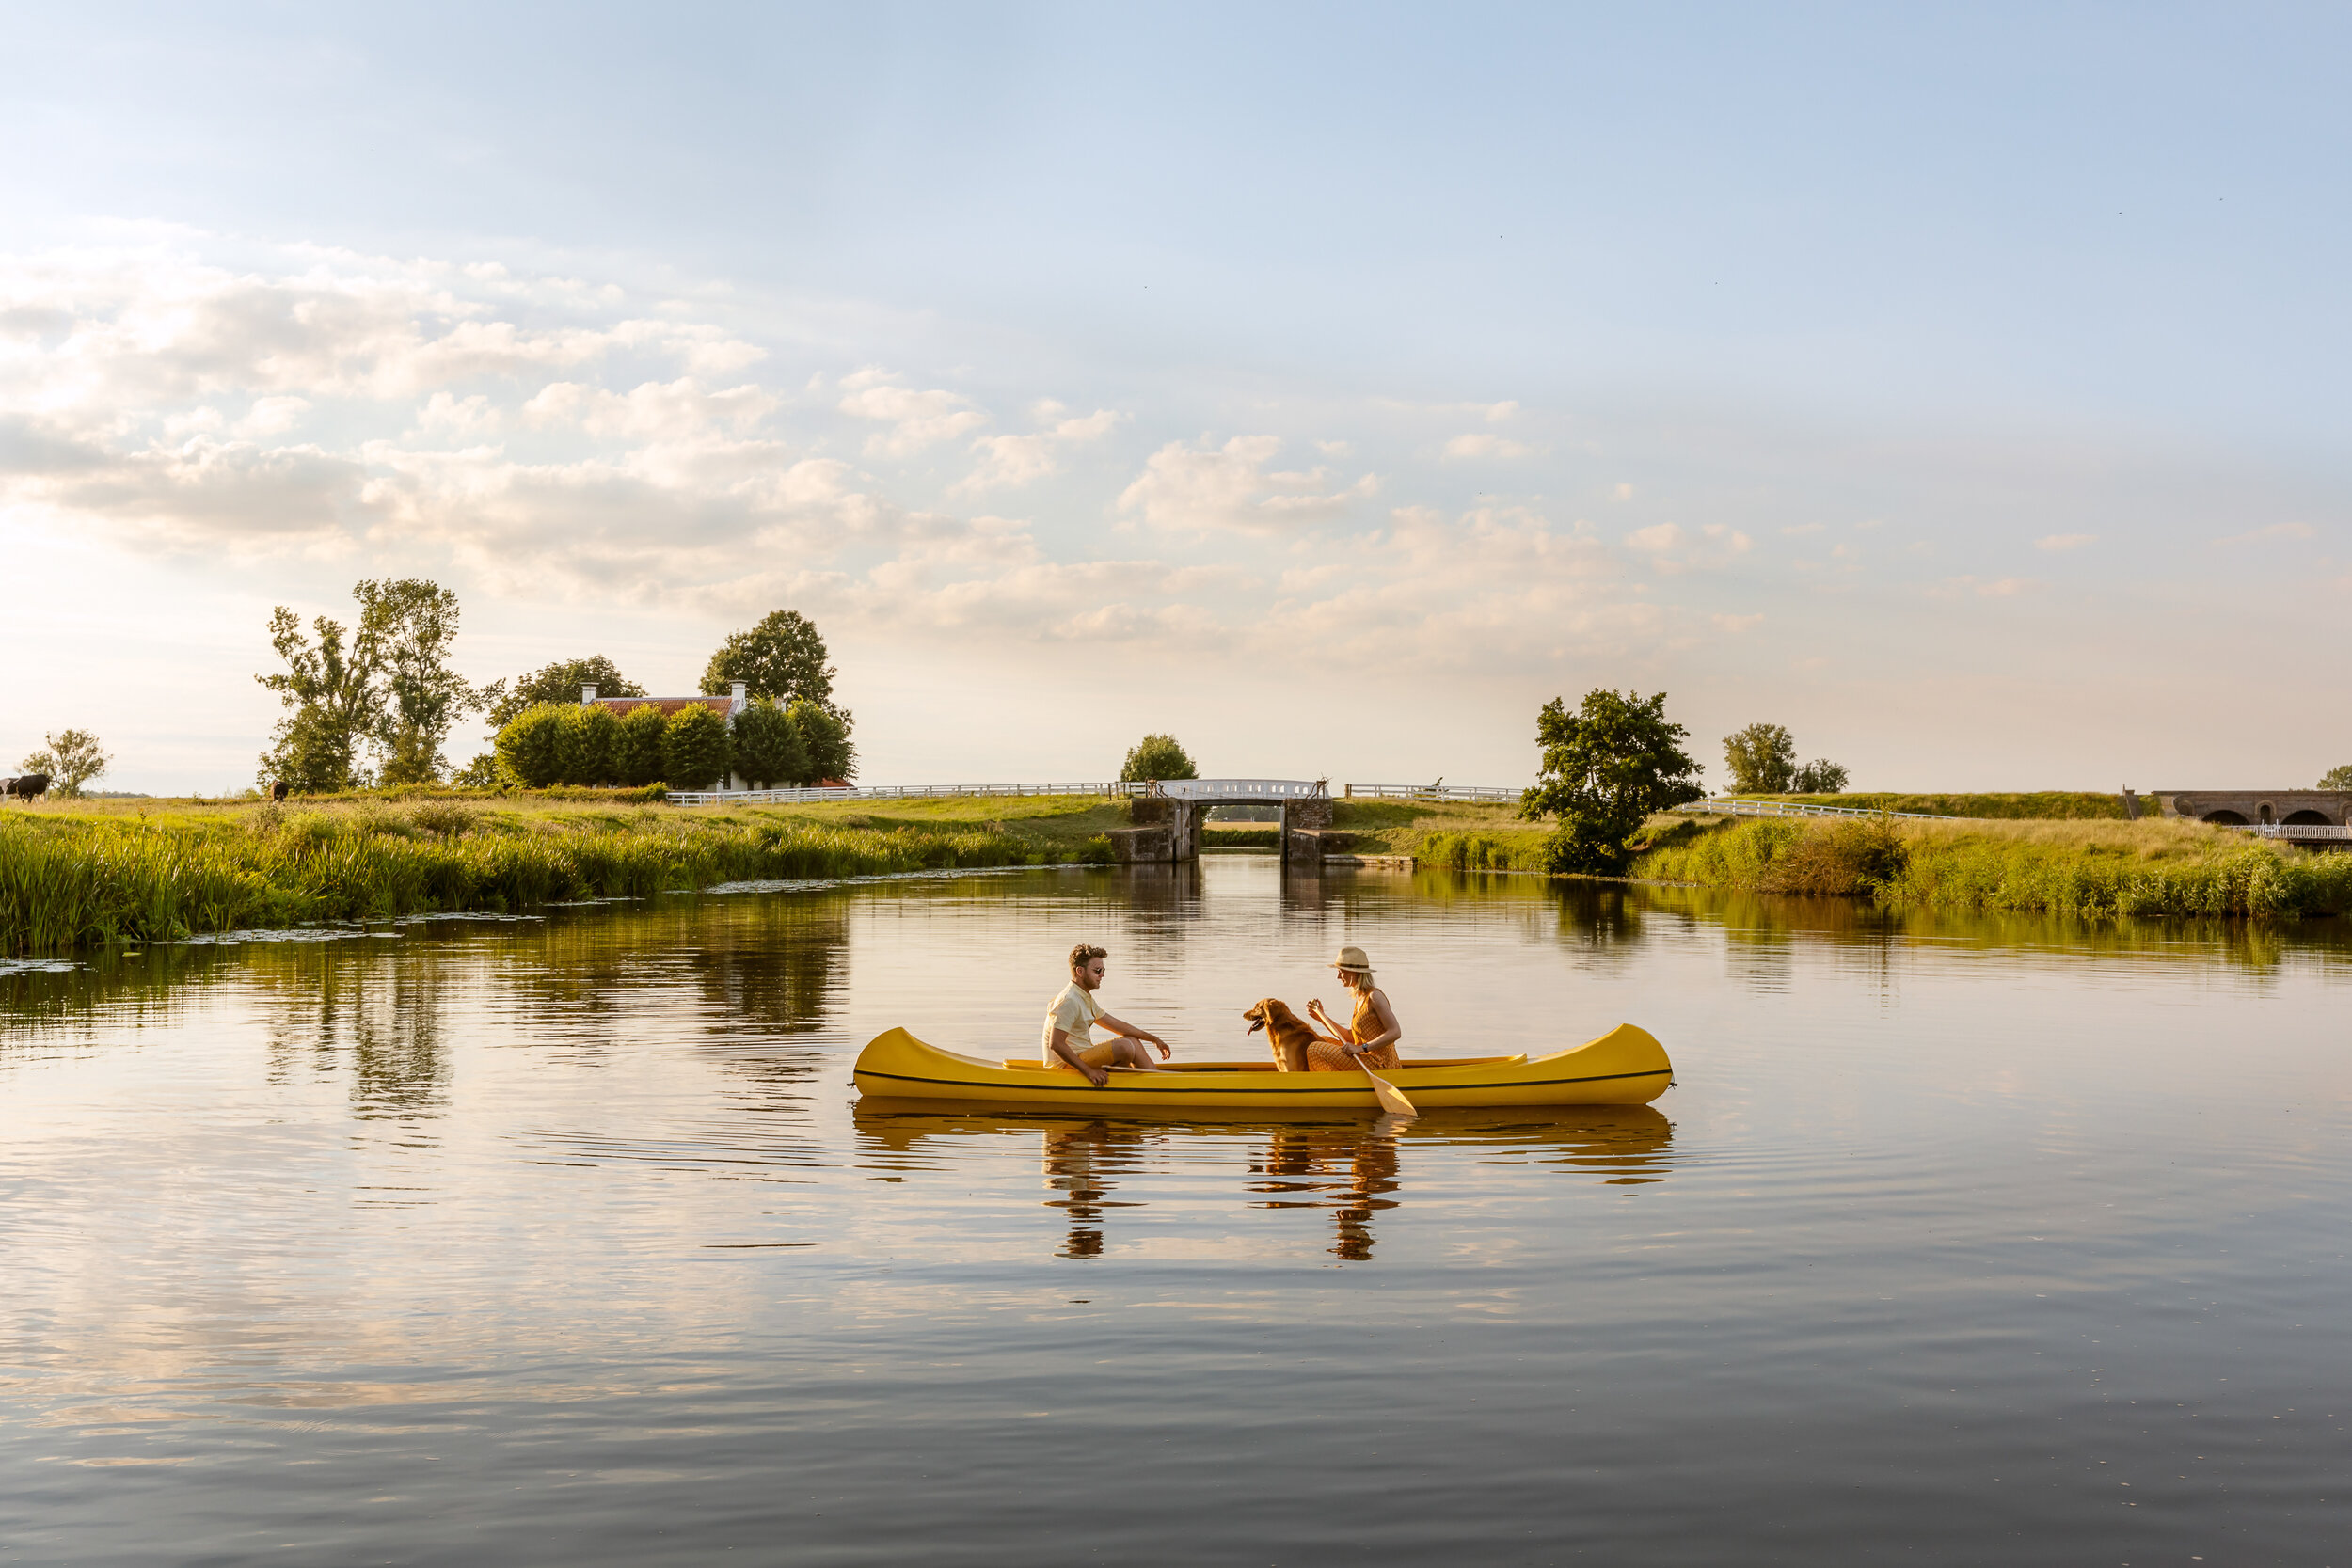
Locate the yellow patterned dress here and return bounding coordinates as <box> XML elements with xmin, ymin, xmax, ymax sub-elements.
<box><xmin>1306</xmin><ymin>989</ymin><xmax>1402</xmax><ymax>1072</ymax></box>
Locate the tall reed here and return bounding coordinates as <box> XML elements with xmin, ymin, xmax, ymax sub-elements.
<box><xmin>0</xmin><ymin>807</ymin><xmax>1077</xmax><ymax>954</ymax></box>
<box><xmin>1633</xmin><ymin>815</ymin><xmax>2352</xmax><ymax>918</ymax></box>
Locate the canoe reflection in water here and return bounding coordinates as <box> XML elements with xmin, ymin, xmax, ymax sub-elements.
<box><xmin>851</xmin><ymin>1102</ymin><xmax>1674</xmax><ymax>1261</ymax></box>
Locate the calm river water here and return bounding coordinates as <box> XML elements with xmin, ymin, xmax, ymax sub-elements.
<box><xmin>4</xmin><ymin>854</ymin><xmax>2348</xmax><ymax>1565</ymax></box>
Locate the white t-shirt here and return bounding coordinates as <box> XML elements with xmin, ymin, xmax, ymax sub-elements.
<box><xmin>1043</xmin><ymin>980</ymin><xmax>1105</xmax><ymax>1058</ymax></box>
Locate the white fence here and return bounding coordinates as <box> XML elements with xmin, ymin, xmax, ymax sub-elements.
<box><xmin>2246</xmin><ymin>822</ymin><xmax>2352</xmax><ymax>842</ymax></box>
<box><xmin>665</xmin><ymin>781</ymin><xmax>1149</xmax><ymax>806</ymax></box>
<box><xmin>1344</xmin><ymin>784</ymin><xmax>1521</xmax><ymax>803</ymax></box>
<box><xmin>663</xmin><ymin>778</ymin><xmax>1333</xmax><ymax>808</ymax></box>
<box><xmin>1673</xmin><ymin>797</ymin><xmax>1956</xmax><ymax>822</ymax></box>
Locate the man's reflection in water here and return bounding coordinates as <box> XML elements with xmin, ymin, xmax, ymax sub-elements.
<box><xmin>854</xmin><ymin>1102</ymin><xmax>1674</xmax><ymax>1262</ymax></box>
<box><xmin>1041</xmin><ymin>1121</ymin><xmax>1152</xmax><ymax>1259</ymax></box>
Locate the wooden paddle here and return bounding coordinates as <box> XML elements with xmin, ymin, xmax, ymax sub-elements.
<box><xmin>1354</xmin><ymin>1051</ymin><xmax>1418</xmax><ymax>1117</ymax></box>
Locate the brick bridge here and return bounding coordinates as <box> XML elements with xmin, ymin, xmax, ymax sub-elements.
<box><xmin>1105</xmin><ymin>779</ymin><xmax>1336</xmax><ymax>864</ymax></box>
<box><xmin>2136</xmin><ymin>789</ymin><xmax>2352</xmax><ymax>827</ymax></box>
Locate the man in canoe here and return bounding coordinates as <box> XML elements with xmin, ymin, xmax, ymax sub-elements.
<box><xmin>1046</xmin><ymin>942</ymin><xmax>1172</xmax><ymax>1086</ymax></box>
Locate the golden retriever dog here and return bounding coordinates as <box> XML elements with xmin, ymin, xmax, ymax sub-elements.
<box><xmin>1243</xmin><ymin>998</ymin><xmax>1321</xmax><ymax>1072</ymax></box>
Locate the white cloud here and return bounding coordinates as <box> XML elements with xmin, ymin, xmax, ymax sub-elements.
<box><xmin>2212</xmin><ymin>520</ymin><xmax>2315</xmax><ymax>546</ymax></box>
<box><xmin>1622</xmin><ymin>521</ymin><xmax>1750</xmax><ymax>574</ymax></box>
<box><xmin>1928</xmin><ymin>575</ymin><xmax>2037</xmax><ymax>599</ymax></box>
<box><xmin>955</xmin><ymin>405</ymin><xmax>1124</xmax><ymax>495</ymax></box>
<box><xmin>1711</xmin><ymin>612</ymin><xmax>1765</xmax><ymax>633</ymax></box>
<box><xmin>1118</xmin><ymin>436</ymin><xmax>1378</xmax><ymax>534</ymax></box>
<box><xmin>836</xmin><ymin>368</ymin><xmax>988</xmax><ymax>457</ymax></box>
<box><xmin>235</xmin><ymin>395</ymin><xmax>311</xmax><ymax>436</ymax></box>
<box><xmin>2035</xmin><ymin>532</ymin><xmax>2097</xmax><ymax>551</ymax></box>
<box><xmin>1442</xmin><ymin>432</ymin><xmax>1536</xmax><ymax>459</ymax></box>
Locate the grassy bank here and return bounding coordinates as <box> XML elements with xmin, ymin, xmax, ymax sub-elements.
<box><xmin>0</xmin><ymin>791</ymin><xmax>1130</xmax><ymax>954</ymax></box>
<box><xmin>1734</xmin><ymin>790</ymin><xmax>2129</xmax><ymax>819</ymax></box>
<box><xmin>1634</xmin><ymin>815</ymin><xmax>2352</xmax><ymax>918</ymax></box>
<box><xmin>1327</xmin><ymin>799</ymin><xmax>1552</xmax><ymax>869</ymax></box>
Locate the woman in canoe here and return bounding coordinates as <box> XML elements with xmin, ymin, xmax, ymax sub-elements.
<box><xmin>1304</xmin><ymin>945</ymin><xmax>1403</xmax><ymax>1072</ymax></box>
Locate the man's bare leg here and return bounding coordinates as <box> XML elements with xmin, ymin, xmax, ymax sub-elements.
<box><xmin>1116</xmin><ymin>1037</ymin><xmax>1161</xmax><ymax>1070</ymax></box>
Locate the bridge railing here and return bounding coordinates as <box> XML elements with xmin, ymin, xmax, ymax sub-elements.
<box><xmin>665</xmin><ymin>781</ymin><xmax>1151</xmax><ymax>806</ymax></box>
<box><xmin>2243</xmin><ymin>822</ymin><xmax>2352</xmax><ymax>841</ymax></box>
<box><xmin>1673</xmin><ymin>797</ymin><xmax>1957</xmax><ymax>822</ymax></box>
<box><xmin>1344</xmin><ymin>784</ymin><xmax>1521</xmax><ymax>803</ymax></box>
<box><xmin>1151</xmin><ymin>778</ymin><xmax>1327</xmax><ymax>800</ymax></box>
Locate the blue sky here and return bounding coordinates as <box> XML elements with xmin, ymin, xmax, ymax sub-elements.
<box><xmin>4</xmin><ymin>4</ymin><xmax>2346</xmax><ymax>791</ymax></box>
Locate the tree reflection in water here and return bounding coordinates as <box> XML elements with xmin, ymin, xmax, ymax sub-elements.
<box><xmin>852</xmin><ymin>1101</ymin><xmax>1675</xmax><ymax>1261</ymax></box>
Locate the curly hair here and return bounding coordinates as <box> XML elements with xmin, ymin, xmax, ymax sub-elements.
<box><xmin>1069</xmin><ymin>942</ymin><xmax>1107</xmax><ymax>974</ymax></box>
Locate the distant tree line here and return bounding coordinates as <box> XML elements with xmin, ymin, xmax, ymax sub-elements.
<box><xmin>258</xmin><ymin>591</ymin><xmax>854</xmax><ymax>793</ymax></box>
<box><xmin>1722</xmin><ymin>721</ymin><xmax>1848</xmax><ymax>795</ymax></box>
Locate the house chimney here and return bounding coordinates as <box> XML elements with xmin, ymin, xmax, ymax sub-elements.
<box><xmin>581</xmin><ymin>684</ymin><xmax>597</xmax><ymax>704</ymax></box>
<box><xmin>729</xmin><ymin>682</ymin><xmax>746</xmax><ymax>705</ymax></box>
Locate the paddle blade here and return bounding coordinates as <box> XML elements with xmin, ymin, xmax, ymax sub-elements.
<box><xmin>1359</xmin><ymin>1061</ymin><xmax>1418</xmax><ymax>1118</ymax></box>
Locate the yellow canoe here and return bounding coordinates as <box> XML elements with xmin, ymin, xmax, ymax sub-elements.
<box><xmin>850</xmin><ymin>1023</ymin><xmax>1675</xmax><ymax>1111</ymax></box>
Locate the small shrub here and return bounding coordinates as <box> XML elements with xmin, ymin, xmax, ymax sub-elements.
<box><xmin>409</xmin><ymin>800</ymin><xmax>480</xmax><ymax>837</ymax></box>
<box><xmin>1542</xmin><ymin>814</ymin><xmax>1637</xmax><ymax>875</ymax></box>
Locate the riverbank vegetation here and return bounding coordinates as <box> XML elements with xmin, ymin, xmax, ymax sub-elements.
<box><xmin>0</xmin><ymin>791</ymin><xmax>1130</xmax><ymax>954</ymax></box>
<box><xmin>1746</xmin><ymin>790</ymin><xmax>2130</xmax><ymax>819</ymax></box>
<box><xmin>1327</xmin><ymin>795</ymin><xmax>2352</xmax><ymax>919</ymax></box>
<box><xmin>1634</xmin><ymin>814</ymin><xmax>2352</xmax><ymax>918</ymax></box>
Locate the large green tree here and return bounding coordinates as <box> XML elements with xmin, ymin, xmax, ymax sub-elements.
<box><xmin>788</xmin><ymin>700</ymin><xmax>856</xmax><ymax>784</ymax></box>
<box><xmin>257</xmin><ymin>579</ymin><xmax>489</xmax><ymax>790</ymax></box>
<box><xmin>2321</xmin><ymin>764</ymin><xmax>2352</xmax><ymax>790</ymax></box>
<box><xmin>362</xmin><ymin>578</ymin><xmax>490</xmax><ymax>784</ymax></box>
<box><xmin>1722</xmin><ymin>722</ymin><xmax>1797</xmax><ymax>795</ymax></box>
<box><xmin>731</xmin><ymin>699</ymin><xmax>812</xmax><ymax>787</ymax></box>
<box><xmin>18</xmin><ymin>729</ymin><xmax>110</xmax><ymax>799</ymax></box>
<box><xmin>1520</xmin><ymin>689</ymin><xmax>1703</xmax><ymax>873</ymax></box>
<box><xmin>1791</xmin><ymin>758</ymin><xmax>1850</xmax><ymax>794</ymax></box>
<box><xmin>1120</xmin><ymin>734</ymin><xmax>1198</xmax><ymax>783</ymax></box>
<box><xmin>257</xmin><ymin>604</ymin><xmax>385</xmax><ymax>791</ymax></box>
<box><xmin>702</xmin><ymin>610</ymin><xmax>847</xmax><ymax>721</ymax></box>
<box><xmin>485</xmin><ymin>656</ymin><xmax>645</xmax><ymax>729</ymax></box>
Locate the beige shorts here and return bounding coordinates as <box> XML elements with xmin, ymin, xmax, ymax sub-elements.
<box><xmin>1052</xmin><ymin>1038</ymin><xmax>1123</xmax><ymax>1069</ymax></box>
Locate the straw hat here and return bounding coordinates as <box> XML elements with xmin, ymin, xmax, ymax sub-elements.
<box><xmin>1332</xmin><ymin>944</ymin><xmax>1373</xmax><ymax>973</ymax></box>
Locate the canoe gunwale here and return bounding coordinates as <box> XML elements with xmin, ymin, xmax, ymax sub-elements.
<box><xmin>855</xmin><ymin>1064</ymin><xmax>1674</xmax><ymax>1098</ymax></box>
